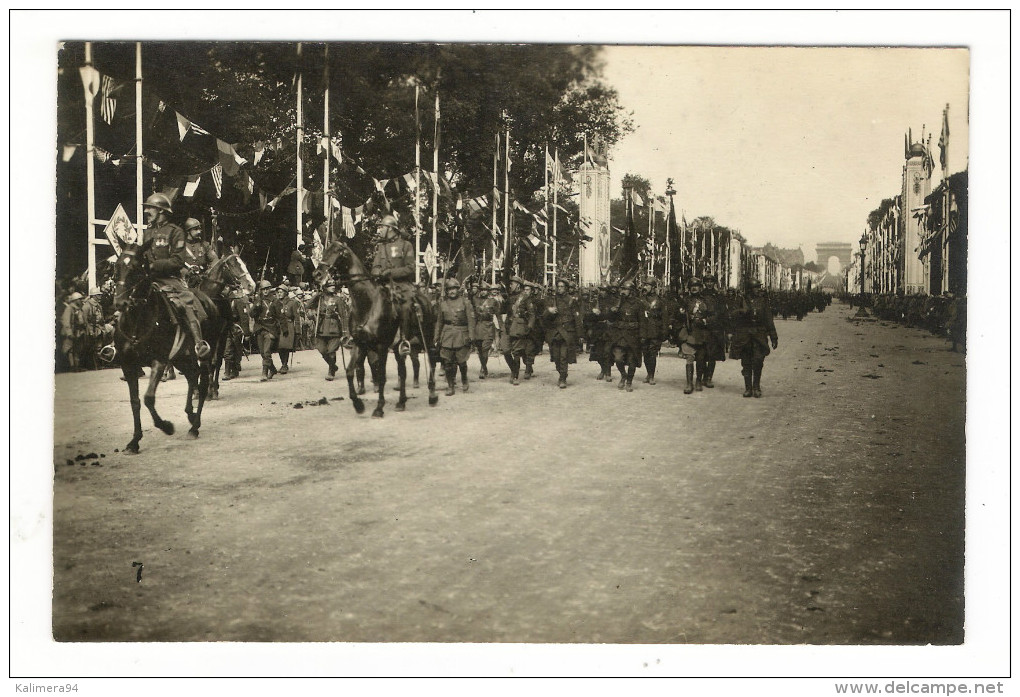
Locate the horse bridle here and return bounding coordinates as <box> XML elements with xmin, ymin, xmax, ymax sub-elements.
<box><xmin>324</xmin><ymin>247</ymin><xmax>372</xmax><ymax>287</ymax></box>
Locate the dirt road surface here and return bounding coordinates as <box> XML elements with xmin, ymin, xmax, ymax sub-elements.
<box><xmin>48</xmin><ymin>302</ymin><xmax>966</xmax><ymax>648</ymax></box>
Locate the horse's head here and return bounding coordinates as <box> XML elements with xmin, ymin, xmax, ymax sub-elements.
<box><xmin>112</xmin><ymin>242</ymin><xmax>149</xmax><ymax>311</ymax></box>
<box><xmin>221</xmin><ymin>254</ymin><xmax>256</xmax><ymax>295</ymax></box>
<box><xmin>313</xmin><ymin>241</ymin><xmax>353</xmax><ymax>284</ymax></box>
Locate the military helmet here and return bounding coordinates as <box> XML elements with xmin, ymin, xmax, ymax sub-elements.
<box><xmin>703</xmin><ymin>274</ymin><xmax>718</xmax><ymax>284</ymax></box>
<box><xmin>444</xmin><ymin>278</ymin><xmax>461</xmax><ymax>289</ymax></box>
<box><xmin>555</xmin><ymin>278</ymin><xmax>569</xmax><ymax>287</ymax></box>
<box><xmin>689</xmin><ymin>276</ymin><xmax>704</xmax><ymax>287</ymax></box>
<box><xmin>620</xmin><ymin>279</ymin><xmax>636</xmax><ymax>290</ymax></box>
<box><xmin>641</xmin><ymin>276</ymin><xmax>656</xmax><ymax>287</ymax></box>
<box><xmin>258</xmin><ymin>279</ymin><xmax>273</xmax><ymax>290</ymax></box>
<box><xmin>183</xmin><ymin>218</ymin><xmax>202</xmax><ymax>234</ymax></box>
<box><xmin>143</xmin><ymin>192</ymin><xmax>173</xmax><ymax>214</ymax></box>
<box><xmin>747</xmin><ymin>279</ymin><xmax>763</xmax><ymax>289</ymax></box>
<box><xmin>377</xmin><ymin>214</ymin><xmax>399</xmax><ymax>231</ymax></box>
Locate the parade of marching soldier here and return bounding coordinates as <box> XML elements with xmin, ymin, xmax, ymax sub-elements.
<box><xmin>26</xmin><ymin>15</ymin><xmax>1008</xmax><ymax>679</ymax></box>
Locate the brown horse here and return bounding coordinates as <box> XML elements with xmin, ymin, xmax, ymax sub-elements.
<box><xmin>195</xmin><ymin>254</ymin><xmax>255</xmax><ymax>400</ymax></box>
<box><xmin>111</xmin><ymin>242</ymin><xmax>223</xmax><ymax>452</ymax></box>
<box><xmin>314</xmin><ymin>240</ymin><xmax>438</xmax><ymax>416</ymax></box>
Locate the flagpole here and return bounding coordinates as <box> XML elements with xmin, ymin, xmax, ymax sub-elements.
<box><xmin>543</xmin><ymin>143</ymin><xmax>549</xmax><ymax>285</ymax></box>
<box><xmin>323</xmin><ymin>43</ymin><xmax>331</xmax><ymax>248</ymax></box>
<box><xmin>552</xmin><ymin>147</ymin><xmax>559</xmax><ymax>286</ymax></box>
<box><xmin>431</xmin><ymin>80</ymin><xmax>440</xmax><ymax>283</ymax></box>
<box><xmin>647</xmin><ymin>191</ymin><xmax>654</xmax><ymax>278</ymax></box>
<box><xmin>296</xmin><ymin>42</ymin><xmax>304</xmax><ymax>249</ymax></box>
<box><xmin>503</xmin><ymin>126</ymin><xmax>511</xmax><ymax>274</ymax></box>
<box><xmin>135</xmin><ymin>42</ymin><xmax>144</xmax><ymax>253</ymax></box>
<box><xmin>414</xmin><ymin>83</ymin><xmax>422</xmax><ymax>284</ymax></box>
<box><xmin>492</xmin><ymin>132</ymin><xmax>499</xmax><ymax>285</ymax></box>
<box><xmin>83</xmin><ymin>42</ymin><xmax>98</xmax><ymax>291</ymax></box>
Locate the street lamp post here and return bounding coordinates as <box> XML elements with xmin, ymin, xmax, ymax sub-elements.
<box><xmin>856</xmin><ymin>233</ymin><xmax>869</xmax><ymax>317</ymax></box>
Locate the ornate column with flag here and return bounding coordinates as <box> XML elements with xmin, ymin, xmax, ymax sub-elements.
<box><xmin>295</xmin><ymin>42</ymin><xmax>304</xmax><ymax>249</ymax></box>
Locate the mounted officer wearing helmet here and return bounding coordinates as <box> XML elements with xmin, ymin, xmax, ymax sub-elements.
<box><xmin>370</xmin><ymin>213</ymin><xmax>421</xmax><ymax>355</ymax></box>
<box><xmin>182</xmin><ymin>217</ymin><xmax>219</xmax><ymax>288</ymax></box>
<box><xmin>141</xmin><ymin>193</ymin><xmax>212</xmax><ymax>359</ymax></box>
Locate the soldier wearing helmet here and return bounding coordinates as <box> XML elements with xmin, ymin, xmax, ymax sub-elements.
<box><xmin>676</xmin><ymin>276</ymin><xmax>713</xmax><ymax>394</ymax></box>
<box><xmin>729</xmin><ymin>278</ymin><xmax>778</xmax><ymax>398</ymax></box>
<box><xmin>371</xmin><ymin>214</ymin><xmax>419</xmax><ymax>351</ymax></box>
<box><xmin>470</xmin><ymin>281</ymin><xmax>502</xmax><ymax>380</ymax></box>
<box><xmin>638</xmin><ymin>276</ymin><xmax>666</xmax><ymax>385</ymax></box>
<box><xmin>700</xmin><ymin>273</ymin><xmax>729</xmax><ymax>389</ymax></box>
<box><xmin>605</xmin><ymin>277</ymin><xmax>646</xmax><ymax>392</ymax></box>
<box><xmin>182</xmin><ymin>217</ymin><xmax>219</xmax><ymax>287</ymax></box>
<box><xmin>499</xmin><ymin>276</ymin><xmax>534</xmax><ymax>385</ymax></box>
<box><xmin>542</xmin><ymin>278</ymin><xmax>584</xmax><ymax>388</ymax></box>
<box><xmin>304</xmin><ymin>276</ymin><xmax>349</xmax><ymax>381</ymax></box>
<box><xmin>141</xmin><ymin>193</ymin><xmax>211</xmax><ymax>359</ymax></box>
<box><xmin>434</xmin><ymin>277</ymin><xmax>476</xmax><ymax>395</ymax></box>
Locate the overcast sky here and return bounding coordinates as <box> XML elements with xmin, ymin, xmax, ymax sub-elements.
<box><xmin>602</xmin><ymin>46</ymin><xmax>969</xmax><ymax>262</ymax></box>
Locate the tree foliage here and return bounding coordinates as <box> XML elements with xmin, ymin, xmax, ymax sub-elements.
<box><xmin>56</xmin><ymin>41</ymin><xmax>635</xmax><ymax>279</ymax></box>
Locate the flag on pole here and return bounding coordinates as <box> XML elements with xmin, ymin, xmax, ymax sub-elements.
<box><xmin>183</xmin><ymin>175</ymin><xmax>201</xmax><ymax>198</ymax></box>
<box><xmin>99</xmin><ymin>74</ymin><xmax>119</xmax><ymax>124</ymax></box>
<box><xmin>938</xmin><ymin>104</ymin><xmax>950</xmax><ymax>174</ymax></box>
<box><xmin>342</xmin><ymin>207</ymin><xmax>356</xmax><ymax>238</ymax></box>
<box><xmin>630</xmin><ymin>189</ymin><xmax>645</xmax><ymax>208</ymax></box>
<box><xmin>210</xmin><ymin>163</ymin><xmax>223</xmax><ymax>199</ymax></box>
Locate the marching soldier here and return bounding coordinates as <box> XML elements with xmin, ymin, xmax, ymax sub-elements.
<box><xmin>729</xmin><ymin>279</ymin><xmax>779</xmax><ymax>398</ymax></box>
<box><xmin>523</xmin><ymin>281</ymin><xmax>545</xmax><ymax>379</ymax></box>
<box><xmin>543</xmin><ymin>278</ymin><xmax>584</xmax><ymax>388</ymax></box>
<box><xmin>638</xmin><ymin>277</ymin><xmax>666</xmax><ymax>385</ymax></box>
<box><xmin>701</xmin><ymin>274</ymin><xmax>728</xmax><ymax>388</ymax></box>
<box><xmin>221</xmin><ymin>286</ymin><xmax>251</xmax><ymax>381</ymax></box>
<box><xmin>305</xmin><ymin>278</ymin><xmax>347</xmax><ymax>380</ymax></box>
<box><xmin>676</xmin><ymin>276</ymin><xmax>713</xmax><ymax>394</ymax></box>
<box><xmin>606</xmin><ymin>279</ymin><xmax>645</xmax><ymax>392</ymax></box>
<box><xmin>252</xmin><ymin>280</ymin><xmax>281</xmax><ymax>381</ymax></box>
<box><xmin>501</xmin><ymin>276</ymin><xmax>534</xmax><ymax>385</ymax></box>
<box><xmin>583</xmin><ymin>285</ymin><xmax>615</xmax><ymax>382</ymax></box>
<box><xmin>434</xmin><ymin>278</ymin><xmax>476</xmax><ymax>395</ymax></box>
<box><xmin>140</xmin><ymin>193</ymin><xmax>211</xmax><ymax>359</ymax></box>
<box><xmin>274</xmin><ymin>284</ymin><xmax>299</xmax><ymax>374</ymax></box>
<box><xmin>471</xmin><ymin>282</ymin><xmax>502</xmax><ymax>379</ymax></box>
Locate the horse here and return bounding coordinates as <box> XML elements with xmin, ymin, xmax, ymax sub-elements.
<box><xmin>193</xmin><ymin>254</ymin><xmax>255</xmax><ymax>399</ymax></box>
<box><xmin>314</xmin><ymin>240</ymin><xmax>438</xmax><ymax>417</ymax></box>
<box><xmin>110</xmin><ymin>242</ymin><xmax>224</xmax><ymax>452</ymax></box>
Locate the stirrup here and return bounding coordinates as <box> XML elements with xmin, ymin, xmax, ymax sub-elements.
<box><xmin>398</xmin><ymin>339</ymin><xmax>412</xmax><ymax>357</ymax></box>
<box><xmin>195</xmin><ymin>340</ymin><xmax>211</xmax><ymax>358</ymax></box>
<box><xmin>98</xmin><ymin>344</ymin><xmax>117</xmax><ymax>363</ymax></box>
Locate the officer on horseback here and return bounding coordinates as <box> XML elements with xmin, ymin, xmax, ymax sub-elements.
<box><xmin>371</xmin><ymin>214</ymin><xmax>418</xmax><ymax>353</ymax></box>
<box><xmin>182</xmin><ymin>217</ymin><xmax>219</xmax><ymax>287</ymax></box>
<box><xmin>141</xmin><ymin>193</ymin><xmax>211</xmax><ymax>359</ymax></box>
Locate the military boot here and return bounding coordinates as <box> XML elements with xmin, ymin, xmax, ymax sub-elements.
<box><xmin>752</xmin><ymin>366</ymin><xmax>762</xmax><ymax>398</ymax></box>
<box><xmin>703</xmin><ymin>362</ymin><xmax>715</xmax><ymax>388</ymax></box>
<box><xmin>742</xmin><ymin>370</ymin><xmax>753</xmax><ymax>398</ymax></box>
<box><xmin>558</xmin><ymin>370</ymin><xmax>567</xmax><ymax>389</ymax></box>
<box><xmin>460</xmin><ymin>363</ymin><xmax>469</xmax><ymax>392</ymax></box>
<box><xmin>684</xmin><ymin>364</ymin><xmax>694</xmax><ymax>394</ymax></box>
<box><xmin>524</xmin><ymin>363</ymin><xmax>534</xmax><ymax>380</ymax></box>
<box><xmin>185</xmin><ymin>315</ymin><xmax>211</xmax><ymax>359</ymax></box>
<box><xmin>445</xmin><ymin>375</ymin><xmax>456</xmax><ymax>397</ymax></box>
<box><xmin>260</xmin><ymin>365</ymin><xmax>270</xmax><ymax>382</ymax></box>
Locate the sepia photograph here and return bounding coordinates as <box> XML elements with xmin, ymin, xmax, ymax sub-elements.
<box><xmin>11</xmin><ymin>8</ymin><xmax>1010</xmax><ymax>689</ymax></box>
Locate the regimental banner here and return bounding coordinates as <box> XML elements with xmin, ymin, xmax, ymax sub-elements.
<box><xmin>423</xmin><ymin>243</ymin><xmax>437</xmax><ymax>277</ymax></box>
<box><xmin>103</xmin><ymin>203</ymin><xmax>137</xmax><ymax>254</ymax></box>
<box><xmin>578</xmin><ymin>162</ymin><xmax>610</xmax><ymax>286</ymax></box>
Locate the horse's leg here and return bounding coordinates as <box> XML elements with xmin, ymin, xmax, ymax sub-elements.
<box><xmin>356</xmin><ymin>353</ymin><xmax>366</xmax><ymax>395</ymax></box>
<box><xmin>208</xmin><ymin>333</ymin><xmax>222</xmax><ymax>400</ymax></box>
<box><xmin>145</xmin><ymin>360</ymin><xmax>175</xmax><ymax>436</ymax></box>
<box><xmin>177</xmin><ymin>359</ymin><xmax>203</xmax><ymax>437</ymax></box>
<box><xmin>123</xmin><ymin>361</ymin><xmax>144</xmax><ymax>453</ymax></box>
<box><xmin>410</xmin><ymin>349</ymin><xmax>421</xmax><ymax>388</ymax></box>
<box><xmin>347</xmin><ymin>345</ymin><xmax>366</xmax><ymax>414</ymax></box>
<box><xmin>371</xmin><ymin>347</ymin><xmax>387</xmax><ymax>418</ymax></box>
<box><xmin>394</xmin><ymin>348</ymin><xmax>408</xmax><ymax>411</ymax></box>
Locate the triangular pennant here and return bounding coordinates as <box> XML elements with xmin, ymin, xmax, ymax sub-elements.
<box><xmin>175</xmin><ymin>112</ymin><xmax>191</xmax><ymax>142</ymax></box>
<box><xmin>61</xmin><ymin>144</ymin><xmax>78</xmax><ymax>162</ymax></box>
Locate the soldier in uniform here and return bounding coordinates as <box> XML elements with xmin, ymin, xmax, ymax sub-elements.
<box><xmin>501</xmin><ymin>276</ymin><xmax>534</xmax><ymax>385</ymax></box>
<box><xmin>305</xmin><ymin>278</ymin><xmax>347</xmax><ymax>380</ymax></box>
<box><xmin>522</xmin><ymin>281</ymin><xmax>545</xmax><ymax>380</ymax></box>
<box><xmin>729</xmin><ymin>279</ymin><xmax>779</xmax><ymax>398</ymax></box>
<box><xmin>606</xmin><ymin>279</ymin><xmax>645</xmax><ymax>392</ymax></box>
<box><xmin>543</xmin><ymin>278</ymin><xmax>584</xmax><ymax>388</ymax></box>
<box><xmin>434</xmin><ymin>278</ymin><xmax>476</xmax><ymax>395</ymax></box>
<box><xmin>471</xmin><ymin>282</ymin><xmax>501</xmax><ymax>380</ymax></box>
<box><xmin>221</xmin><ymin>286</ymin><xmax>251</xmax><ymax>381</ymax></box>
<box><xmin>701</xmin><ymin>274</ymin><xmax>728</xmax><ymax>388</ymax></box>
<box><xmin>252</xmin><ymin>280</ymin><xmax>281</xmax><ymax>381</ymax></box>
<box><xmin>275</xmin><ymin>284</ymin><xmax>300</xmax><ymax>374</ymax></box>
<box><xmin>676</xmin><ymin>276</ymin><xmax>714</xmax><ymax>394</ymax></box>
<box><xmin>80</xmin><ymin>286</ymin><xmax>106</xmax><ymax>370</ymax></box>
<box><xmin>584</xmin><ymin>285</ymin><xmax>615</xmax><ymax>382</ymax></box>
<box><xmin>182</xmin><ymin>217</ymin><xmax>219</xmax><ymax>287</ymax></box>
<box><xmin>371</xmin><ymin>215</ymin><xmax>420</xmax><ymax>354</ymax></box>
<box><xmin>140</xmin><ymin>193</ymin><xmax>211</xmax><ymax>359</ymax></box>
<box><xmin>638</xmin><ymin>277</ymin><xmax>666</xmax><ymax>385</ymax></box>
